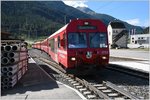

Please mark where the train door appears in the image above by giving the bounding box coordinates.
[54,38,58,63]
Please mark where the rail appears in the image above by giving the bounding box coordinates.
[32,55,139,99]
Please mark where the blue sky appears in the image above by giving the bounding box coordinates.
[63,0,149,27]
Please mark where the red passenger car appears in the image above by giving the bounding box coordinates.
[33,19,109,74]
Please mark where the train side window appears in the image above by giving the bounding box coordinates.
[49,38,54,52]
[58,36,60,48]
[62,33,66,49]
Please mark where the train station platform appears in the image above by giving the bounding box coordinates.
[110,49,149,73]
[109,61,149,73]
[1,58,85,100]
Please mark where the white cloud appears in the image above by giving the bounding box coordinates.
[125,18,149,27]
[62,0,88,8]
[125,18,140,26]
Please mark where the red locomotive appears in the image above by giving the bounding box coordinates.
[32,19,109,75]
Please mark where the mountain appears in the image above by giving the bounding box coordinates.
[143,27,149,34]
[1,1,93,39]
[76,7,143,33]
[76,7,96,15]
[1,1,144,40]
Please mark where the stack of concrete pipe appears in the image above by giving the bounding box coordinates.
[1,43,28,90]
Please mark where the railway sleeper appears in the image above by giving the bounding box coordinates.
[87,94,97,99]
[102,89,112,93]
[71,81,77,84]
[62,75,69,78]
[76,85,83,89]
[97,86,107,90]
[83,91,92,95]
[65,77,72,80]
[73,83,80,86]
[107,93,119,97]
[68,79,74,82]
[93,84,103,87]
[79,88,87,92]
[114,97,125,100]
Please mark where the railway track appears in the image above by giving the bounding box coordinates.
[32,55,139,99]
[107,64,149,79]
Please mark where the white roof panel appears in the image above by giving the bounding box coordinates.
[48,24,68,39]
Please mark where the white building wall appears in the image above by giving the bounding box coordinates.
[107,25,112,48]
[128,34,150,48]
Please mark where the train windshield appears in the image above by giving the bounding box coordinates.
[68,33,87,48]
[89,33,107,48]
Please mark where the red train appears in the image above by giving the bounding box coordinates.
[32,19,109,75]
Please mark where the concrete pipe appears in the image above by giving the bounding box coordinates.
[9,74,17,81]
[1,82,4,87]
[22,67,26,75]
[2,72,7,76]
[20,56,27,61]
[10,57,19,64]
[18,70,22,80]
[7,68,18,77]
[2,85,8,90]
[18,62,23,69]
[2,57,10,65]
[9,77,17,84]
[1,46,4,51]
[2,52,8,57]
[8,64,18,71]
[21,46,27,51]
[20,53,27,57]
[8,52,19,58]
[22,62,27,67]
[3,78,9,83]
[2,67,8,73]
[4,45,12,52]
[22,60,27,66]
[12,45,19,51]
[7,79,17,87]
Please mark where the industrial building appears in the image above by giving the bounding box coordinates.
[128,34,150,48]
[107,21,128,48]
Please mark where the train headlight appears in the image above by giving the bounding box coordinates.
[71,57,76,61]
[102,56,107,60]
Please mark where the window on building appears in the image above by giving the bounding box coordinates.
[116,30,118,33]
[141,37,143,39]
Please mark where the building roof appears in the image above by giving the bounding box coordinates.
[109,21,126,28]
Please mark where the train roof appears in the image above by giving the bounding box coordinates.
[48,24,68,39]
[109,21,126,28]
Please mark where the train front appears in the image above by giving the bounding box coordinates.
[66,19,109,74]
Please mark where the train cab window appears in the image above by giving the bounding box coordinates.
[89,33,107,48]
[68,33,87,48]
